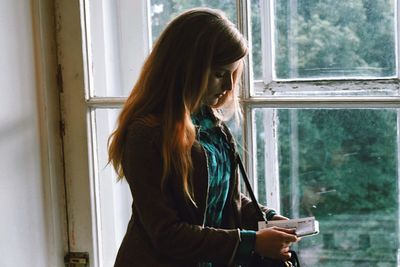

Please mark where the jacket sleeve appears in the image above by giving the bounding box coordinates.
[240,193,277,228]
[122,124,240,264]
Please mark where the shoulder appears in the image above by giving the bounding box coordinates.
[126,119,162,141]
[122,120,163,173]
[124,120,163,157]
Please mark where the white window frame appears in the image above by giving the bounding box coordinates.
[239,0,400,214]
[56,0,400,266]
[55,0,151,266]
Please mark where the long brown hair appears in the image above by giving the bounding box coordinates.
[108,8,248,201]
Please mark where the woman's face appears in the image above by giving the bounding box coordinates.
[203,60,240,106]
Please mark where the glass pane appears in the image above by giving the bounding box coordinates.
[274,0,396,79]
[251,0,263,80]
[150,0,237,44]
[85,1,150,97]
[254,108,399,266]
[92,108,132,266]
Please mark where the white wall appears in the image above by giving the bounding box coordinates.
[0,1,64,266]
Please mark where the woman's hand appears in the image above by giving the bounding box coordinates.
[254,227,299,261]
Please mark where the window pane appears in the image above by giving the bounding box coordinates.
[274,0,396,79]
[255,108,399,266]
[92,108,131,266]
[150,0,237,43]
[85,1,150,97]
[251,0,263,80]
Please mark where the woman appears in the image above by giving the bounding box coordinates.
[108,7,299,267]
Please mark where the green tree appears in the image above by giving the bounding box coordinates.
[278,109,397,217]
[150,0,237,44]
[275,0,395,78]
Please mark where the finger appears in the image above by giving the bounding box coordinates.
[270,227,300,243]
[281,251,292,261]
[286,235,299,243]
[280,232,300,243]
[281,247,290,253]
[273,227,297,235]
[282,241,292,247]
[287,234,300,243]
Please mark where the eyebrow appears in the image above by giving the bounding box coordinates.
[214,69,228,74]
[213,67,236,73]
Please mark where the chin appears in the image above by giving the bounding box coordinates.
[205,98,218,106]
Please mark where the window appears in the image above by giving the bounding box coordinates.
[61,0,400,266]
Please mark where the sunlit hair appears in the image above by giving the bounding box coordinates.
[108,7,248,202]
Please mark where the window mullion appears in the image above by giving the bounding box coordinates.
[263,109,281,211]
[241,103,257,193]
[259,0,281,210]
[237,0,256,192]
[396,0,400,238]
[396,0,400,78]
[397,110,400,266]
[260,0,274,84]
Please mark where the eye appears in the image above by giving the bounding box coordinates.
[214,71,225,78]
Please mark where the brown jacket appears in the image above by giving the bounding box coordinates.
[114,121,271,267]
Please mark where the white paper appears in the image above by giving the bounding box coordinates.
[258,216,319,237]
